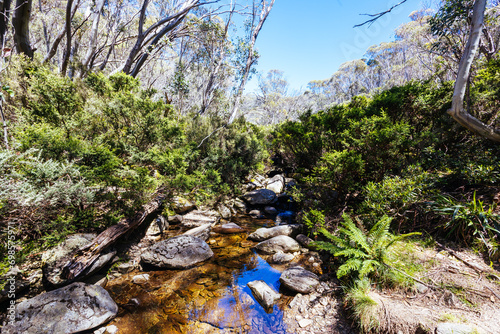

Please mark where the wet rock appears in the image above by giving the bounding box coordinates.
[42,233,115,287]
[272,251,295,264]
[249,209,264,218]
[181,210,218,228]
[132,274,150,285]
[84,274,108,288]
[266,175,285,194]
[254,235,301,254]
[218,204,232,219]
[242,189,277,205]
[116,262,135,274]
[171,196,196,214]
[141,235,214,269]
[264,206,278,215]
[146,215,168,236]
[296,234,314,248]
[182,223,213,241]
[248,224,302,242]
[436,323,477,334]
[213,223,244,234]
[279,266,320,294]
[232,198,247,213]
[168,215,183,224]
[1,282,118,334]
[247,280,281,309]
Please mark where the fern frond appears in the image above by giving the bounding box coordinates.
[334,248,369,259]
[313,241,341,255]
[368,215,391,244]
[337,258,362,278]
[340,214,371,254]
[318,227,349,249]
[358,259,379,278]
[385,232,421,248]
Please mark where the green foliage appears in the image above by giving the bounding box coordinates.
[361,166,436,218]
[345,279,379,333]
[432,192,500,258]
[301,209,325,237]
[314,214,420,283]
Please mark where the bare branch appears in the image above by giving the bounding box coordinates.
[354,0,408,28]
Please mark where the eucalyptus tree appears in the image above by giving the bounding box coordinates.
[12,0,33,58]
[228,0,275,124]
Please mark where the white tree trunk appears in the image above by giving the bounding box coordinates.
[447,0,500,142]
[228,0,275,125]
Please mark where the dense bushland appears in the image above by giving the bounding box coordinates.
[0,58,268,268]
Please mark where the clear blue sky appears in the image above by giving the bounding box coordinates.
[244,0,424,93]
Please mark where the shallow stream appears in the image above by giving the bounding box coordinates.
[104,216,315,334]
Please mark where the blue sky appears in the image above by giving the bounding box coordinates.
[244,0,425,92]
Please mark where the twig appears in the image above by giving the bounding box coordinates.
[197,125,225,148]
[384,263,440,290]
[486,286,500,300]
[354,0,408,28]
[435,241,488,274]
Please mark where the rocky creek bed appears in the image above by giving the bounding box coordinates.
[2,173,500,334]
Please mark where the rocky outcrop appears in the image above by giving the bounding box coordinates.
[247,280,281,309]
[254,235,301,254]
[248,224,302,242]
[279,266,320,294]
[242,189,277,205]
[141,235,214,269]
[1,282,118,334]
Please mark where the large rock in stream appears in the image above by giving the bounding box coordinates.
[1,282,118,334]
[248,224,302,242]
[242,189,277,205]
[254,235,300,254]
[279,266,320,294]
[141,235,214,269]
[247,280,281,309]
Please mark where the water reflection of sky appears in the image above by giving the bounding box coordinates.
[190,250,290,333]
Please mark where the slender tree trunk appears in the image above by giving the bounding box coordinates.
[0,101,8,149]
[43,0,79,64]
[61,0,73,76]
[228,0,275,124]
[12,0,33,59]
[447,0,500,142]
[0,0,12,48]
[80,0,106,75]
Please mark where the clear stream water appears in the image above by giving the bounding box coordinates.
[104,216,314,334]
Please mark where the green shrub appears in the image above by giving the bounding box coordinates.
[301,209,325,237]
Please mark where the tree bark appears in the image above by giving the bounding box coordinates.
[122,0,200,76]
[60,0,73,76]
[62,193,166,280]
[80,0,106,74]
[228,0,275,124]
[43,0,79,64]
[447,0,500,142]
[0,0,12,49]
[12,0,33,59]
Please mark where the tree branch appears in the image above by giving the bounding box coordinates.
[354,0,408,28]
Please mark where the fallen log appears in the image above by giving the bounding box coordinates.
[62,193,166,280]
